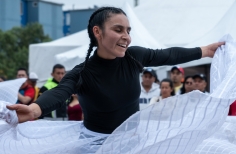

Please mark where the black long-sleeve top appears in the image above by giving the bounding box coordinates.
[36,46,202,134]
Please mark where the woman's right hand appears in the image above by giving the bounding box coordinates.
[6,103,42,123]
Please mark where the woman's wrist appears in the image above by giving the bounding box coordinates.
[200,46,209,58]
[29,103,42,119]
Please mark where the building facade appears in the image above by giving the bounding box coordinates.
[0,0,63,40]
[0,0,21,31]
[63,7,98,36]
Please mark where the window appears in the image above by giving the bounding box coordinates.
[66,13,70,26]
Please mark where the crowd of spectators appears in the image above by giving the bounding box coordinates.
[0,64,234,120]
[139,66,235,115]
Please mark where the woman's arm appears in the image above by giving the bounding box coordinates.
[7,64,83,122]
[35,64,83,116]
[128,42,224,67]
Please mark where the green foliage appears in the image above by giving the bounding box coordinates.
[0,23,51,79]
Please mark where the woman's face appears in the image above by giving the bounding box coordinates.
[184,77,194,93]
[94,13,131,59]
[160,82,173,99]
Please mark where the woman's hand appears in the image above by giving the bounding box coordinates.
[201,42,225,58]
[6,103,42,123]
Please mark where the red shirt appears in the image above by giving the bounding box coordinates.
[19,84,35,105]
[67,104,82,121]
[228,100,236,116]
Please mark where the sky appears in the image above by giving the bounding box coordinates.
[44,0,141,10]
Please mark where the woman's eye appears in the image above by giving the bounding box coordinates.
[115,29,121,32]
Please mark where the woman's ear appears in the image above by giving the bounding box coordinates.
[93,26,102,40]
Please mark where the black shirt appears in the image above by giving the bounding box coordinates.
[36,46,202,134]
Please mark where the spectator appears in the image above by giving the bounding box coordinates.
[67,94,83,121]
[29,72,40,102]
[0,76,6,82]
[17,74,35,105]
[16,68,35,105]
[193,74,208,93]
[38,64,66,119]
[180,76,195,94]
[150,78,175,104]
[16,68,28,78]
[170,66,184,95]
[139,68,160,109]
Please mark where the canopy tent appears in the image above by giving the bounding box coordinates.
[134,0,236,47]
[54,3,165,72]
[185,1,236,47]
[54,45,90,71]
[166,0,236,73]
[176,1,236,68]
[134,0,236,78]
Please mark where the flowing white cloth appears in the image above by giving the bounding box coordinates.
[1,35,236,154]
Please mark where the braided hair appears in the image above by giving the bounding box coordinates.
[77,7,143,89]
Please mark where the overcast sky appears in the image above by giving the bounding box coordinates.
[44,0,142,10]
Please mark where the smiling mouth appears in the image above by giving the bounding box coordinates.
[117,44,127,48]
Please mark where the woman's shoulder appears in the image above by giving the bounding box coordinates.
[127,46,152,59]
[73,63,84,69]
[127,46,147,53]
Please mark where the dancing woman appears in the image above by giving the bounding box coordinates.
[6,6,224,151]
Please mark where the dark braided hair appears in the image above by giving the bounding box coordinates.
[77,7,143,89]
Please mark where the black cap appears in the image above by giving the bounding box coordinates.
[193,74,207,82]
[143,68,156,77]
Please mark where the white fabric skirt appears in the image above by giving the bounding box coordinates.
[1,35,236,154]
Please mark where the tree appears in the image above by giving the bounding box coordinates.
[0,23,51,79]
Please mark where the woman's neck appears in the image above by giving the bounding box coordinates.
[97,48,116,59]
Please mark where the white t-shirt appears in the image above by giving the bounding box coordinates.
[139,83,160,110]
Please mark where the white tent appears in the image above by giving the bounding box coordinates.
[177,1,236,68]
[135,0,236,47]
[173,0,236,74]
[54,45,90,71]
[54,3,165,72]
[185,1,236,47]
[134,0,236,79]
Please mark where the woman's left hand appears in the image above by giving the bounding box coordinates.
[200,42,225,58]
